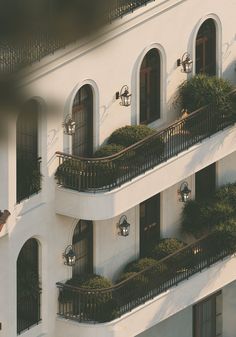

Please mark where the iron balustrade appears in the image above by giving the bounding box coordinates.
[0,0,154,74]
[55,100,236,192]
[109,0,155,20]
[56,230,236,323]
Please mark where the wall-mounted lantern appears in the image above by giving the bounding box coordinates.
[116,85,132,107]
[63,245,76,266]
[118,215,131,237]
[62,114,76,135]
[177,52,193,73]
[178,181,191,202]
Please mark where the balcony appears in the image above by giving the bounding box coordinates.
[55,96,236,220]
[56,230,236,324]
[56,101,236,194]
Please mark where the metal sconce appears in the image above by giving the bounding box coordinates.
[177,52,193,73]
[62,114,76,135]
[118,215,131,237]
[63,245,76,266]
[116,85,132,107]
[178,181,191,202]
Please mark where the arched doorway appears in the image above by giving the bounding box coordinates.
[72,220,93,277]
[195,19,216,76]
[72,85,93,157]
[140,48,161,124]
[17,238,41,334]
[16,100,40,203]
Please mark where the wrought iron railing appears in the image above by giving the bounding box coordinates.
[57,230,236,323]
[17,291,41,334]
[109,0,155,20]
[55,101,236,192]
[0,0,154,74]
[17,157,42,203]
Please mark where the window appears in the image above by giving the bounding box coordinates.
[72,85,93,157]
[72,220,93,277]
[195,163,216,201]
[140,49,161,124]
[17,239,41,334]
[193,292,222,337]
[196,19,216,76]
[140,193,160,257]
[16,100,41,203]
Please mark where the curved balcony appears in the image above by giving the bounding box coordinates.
[56,230,236,324]
[56,99,236,193]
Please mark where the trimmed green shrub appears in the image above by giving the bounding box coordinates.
[215,218,236,234]
[107,125,156,147]
[150,238,186,260]
[66,274,112,289]
[182,183,236,237]
[116,261,166,304]
[182,200,203,236]
[177,75,234,113]
[93,144,125,158]
[55,158,116,190]
[124,257,159,273]
[214,183,236,205]
[116,271,138,283]
[107,125,165,163]
[59,274,117,322]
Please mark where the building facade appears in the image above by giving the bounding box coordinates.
[1,0,236,337]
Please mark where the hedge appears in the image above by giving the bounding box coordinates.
[177,75,234,114]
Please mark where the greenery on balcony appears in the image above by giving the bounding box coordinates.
[57,183,236,323]
[57,228,236,323]
[55,125,164,190]
[55,84,236,192]
[177,75,234,114]
[182,183,236,237]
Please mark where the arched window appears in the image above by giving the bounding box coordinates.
[16,100,41,203]
[72,220,93,277]
[196,19,216,76]
[140,48,161,124]
[17,239,41,334]
[72,85,93,157]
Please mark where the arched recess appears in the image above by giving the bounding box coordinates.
[72,220,93,278]
[72,84,94,157]
[17,238,41,334]
[195,18,217,76]
[139,48,161,125]
[16,99,41,203]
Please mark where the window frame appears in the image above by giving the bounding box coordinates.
[193,291,222,337]
[139,48,161,125]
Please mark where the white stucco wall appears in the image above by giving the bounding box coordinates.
[218,151,236,186]
[1,0,236,337]
[136,307,192,337]
[94,207,139,281]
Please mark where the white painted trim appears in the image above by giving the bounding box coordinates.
[64,80,100,153]
[132,43,167,126]
[190,14,222,77]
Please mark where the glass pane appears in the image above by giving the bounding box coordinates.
[140,48,160,124]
